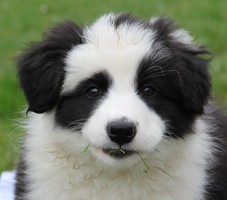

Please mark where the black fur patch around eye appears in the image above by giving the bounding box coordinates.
[150,17,211,115]
[135,17,211,138]
[136,57,195,138]
[55,71,112,131]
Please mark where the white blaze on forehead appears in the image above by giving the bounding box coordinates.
[84,13,152,48]
[62,13,155,94]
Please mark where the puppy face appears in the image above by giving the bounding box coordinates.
[17,14,210,167]
[57,25,165,166]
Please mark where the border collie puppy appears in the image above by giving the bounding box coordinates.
[15,13,227,200]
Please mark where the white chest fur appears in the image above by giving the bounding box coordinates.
[22,114,214,200]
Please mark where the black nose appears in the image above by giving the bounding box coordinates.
[107,121,136,146]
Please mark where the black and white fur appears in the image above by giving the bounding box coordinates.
[15,13,227,200]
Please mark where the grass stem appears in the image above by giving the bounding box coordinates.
[137,153,150,171]
[83,144,91,153]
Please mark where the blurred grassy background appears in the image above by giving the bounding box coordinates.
[0,0,226,172]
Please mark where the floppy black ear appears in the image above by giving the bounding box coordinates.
[17,21,83,113]
[151,17,211,114]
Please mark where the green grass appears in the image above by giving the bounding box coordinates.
[0,0,227,172]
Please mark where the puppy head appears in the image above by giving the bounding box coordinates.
[17,13,211,167]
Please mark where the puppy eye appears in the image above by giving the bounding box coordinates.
[142,85,156,96]
[85,86,100,97]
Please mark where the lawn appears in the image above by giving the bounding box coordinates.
[0,0,227,173]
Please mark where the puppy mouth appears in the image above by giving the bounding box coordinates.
[102,148,136,159]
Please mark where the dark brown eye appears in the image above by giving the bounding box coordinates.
[86,86,100,97]
[143,86,156,96]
